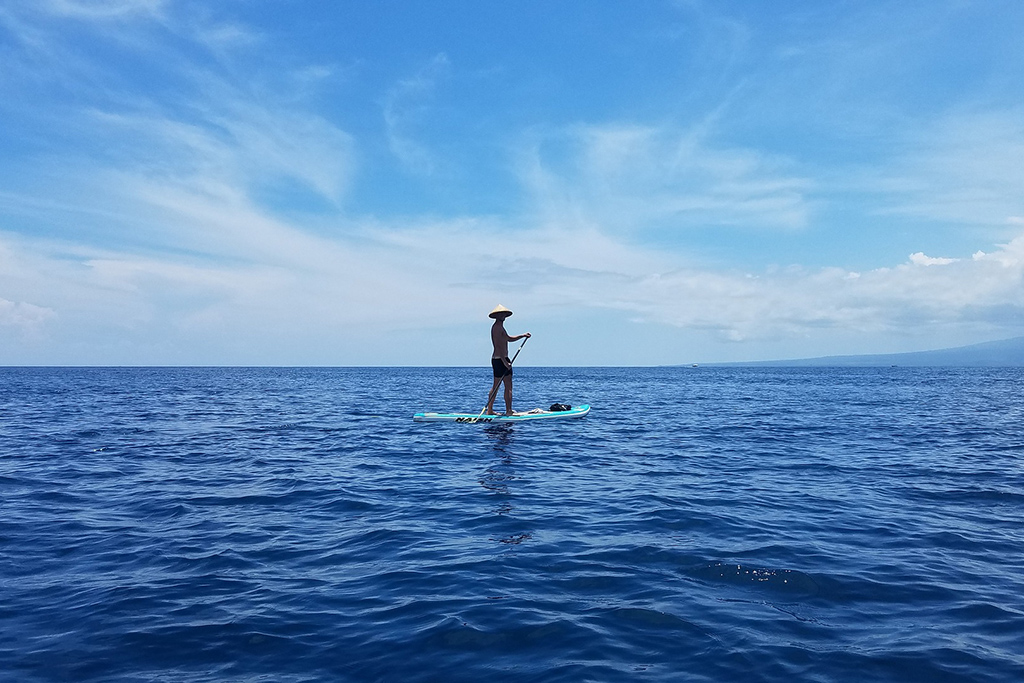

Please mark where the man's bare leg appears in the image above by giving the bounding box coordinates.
[485,376,502,414]
[503,375,514,415]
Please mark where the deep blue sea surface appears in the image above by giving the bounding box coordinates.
[2,366,1023,682]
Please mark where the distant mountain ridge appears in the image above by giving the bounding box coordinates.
[718,336,1024,367]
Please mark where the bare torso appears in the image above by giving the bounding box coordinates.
[491,320,510,359]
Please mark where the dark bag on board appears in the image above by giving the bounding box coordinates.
[549,403,572,412]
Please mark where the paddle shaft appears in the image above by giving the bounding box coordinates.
[481,336,528,415]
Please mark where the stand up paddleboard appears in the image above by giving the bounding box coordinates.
[414,404,590,423]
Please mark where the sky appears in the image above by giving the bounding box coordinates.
[1,0,1023,366]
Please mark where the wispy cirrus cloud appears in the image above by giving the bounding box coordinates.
[90,98,356,207]
[1,0,355,249]
[518,123,812,236]
[38,0,167,20]
[382,53,451,175]
[870,108,1024,229]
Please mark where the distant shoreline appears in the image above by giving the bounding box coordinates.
[695,335,1024,367]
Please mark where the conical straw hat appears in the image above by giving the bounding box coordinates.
[488,304,513,319]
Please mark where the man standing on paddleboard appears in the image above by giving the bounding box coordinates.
[485,305,530,415]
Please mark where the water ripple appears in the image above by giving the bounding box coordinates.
[1,366,1023,682]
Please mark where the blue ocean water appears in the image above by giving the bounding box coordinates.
[1,366,1022,683]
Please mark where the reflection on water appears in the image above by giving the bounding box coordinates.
[479,427,515,499]
[479,425,529,543]
[483,423,515,454]
[495,532,532,545]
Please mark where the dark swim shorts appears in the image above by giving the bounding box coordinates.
[491,357,512,378]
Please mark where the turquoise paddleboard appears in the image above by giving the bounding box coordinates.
[413,404,590,423]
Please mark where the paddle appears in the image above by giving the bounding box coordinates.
[478,336,529,419]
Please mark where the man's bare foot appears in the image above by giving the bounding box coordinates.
[485,410,497,415]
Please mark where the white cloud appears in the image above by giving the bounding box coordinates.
[40,0,166,20]
[361,221,1024,345]
[620,234,1024,340]
[84,92,355,207]
[382,53,451,175]
[519,123,812,234]
[5,204,1024,362]
[0,297,55,332]
[872,109,1024,228]
[908,252,956,266]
